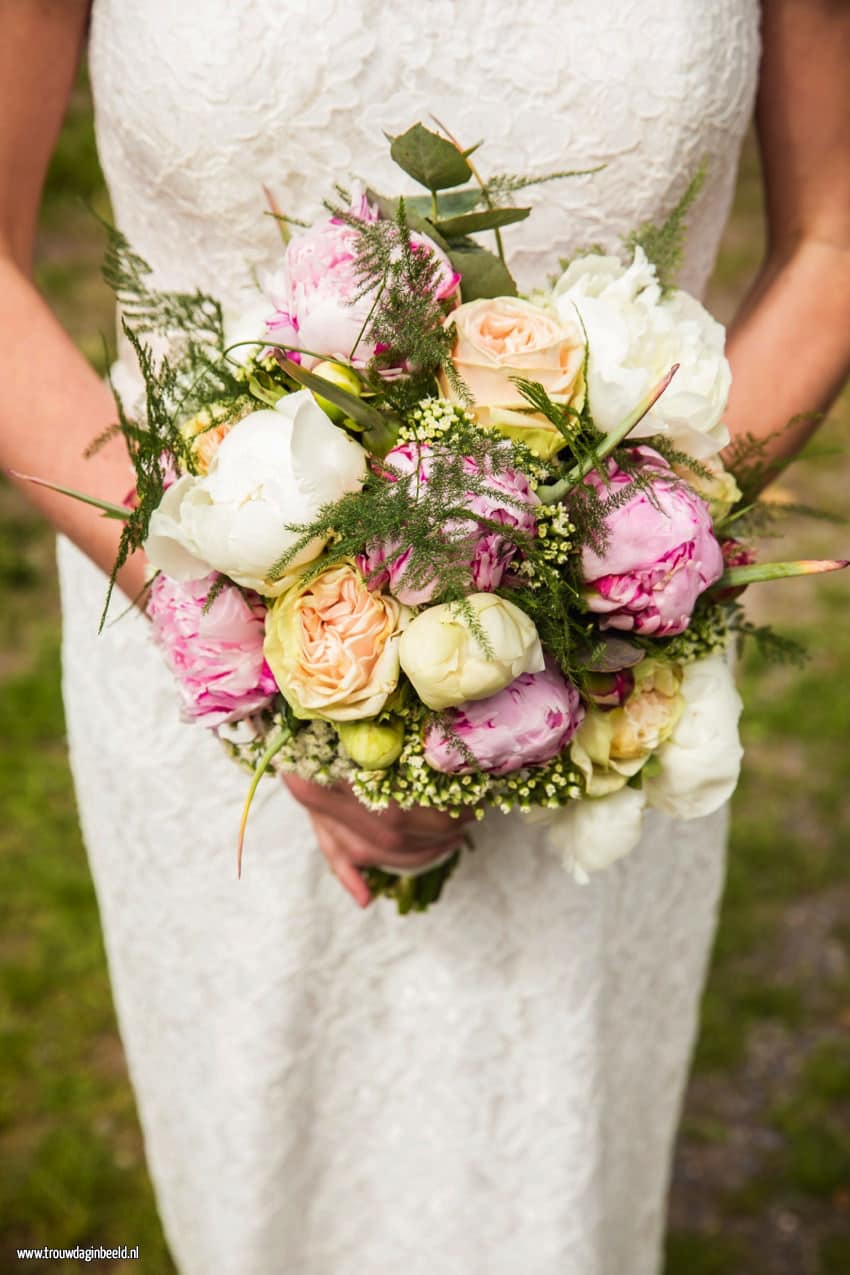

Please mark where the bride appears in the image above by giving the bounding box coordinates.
[3,2,850,1272]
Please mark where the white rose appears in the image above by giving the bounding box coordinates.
[144,390,367,595]
[531,786,648,884]
[552,247,731,458]
[399,594,544,711]
[643,652,743,818]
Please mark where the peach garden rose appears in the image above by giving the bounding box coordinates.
[263,562,410,722]
[436,297,586,459]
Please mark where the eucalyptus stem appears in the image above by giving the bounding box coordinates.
[430,114,505,263]
[537,364,679,506]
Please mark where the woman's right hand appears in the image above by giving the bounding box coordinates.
[283,775,473,908]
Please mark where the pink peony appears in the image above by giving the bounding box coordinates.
[423,659,584,776]
[148,573,277,727]
[357,442,539,604]
[263,191,459,371]
[580,447,724,636]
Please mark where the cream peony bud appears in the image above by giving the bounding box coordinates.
[398,593,544,711]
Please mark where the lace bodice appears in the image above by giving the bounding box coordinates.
[59,5,763,1273]
[90,0,759,311]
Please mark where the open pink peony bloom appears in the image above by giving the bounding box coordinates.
[264,191,459,372]
[148,573,277,728]
[423,659,584,776]
[357,441,538,604]
[580,447,723,636]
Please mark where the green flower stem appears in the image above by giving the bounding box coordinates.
[8,471,132,520]
[537,363,680,506]
[716,559,850,589]
[236,725,291,878]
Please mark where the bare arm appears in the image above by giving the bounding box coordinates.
[0,0,147,598]
[0,2,465,905]
[723,0,850,471]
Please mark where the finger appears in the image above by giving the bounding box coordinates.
[312,816,372,909]
[316,812,465,873]
[346,834,467,872]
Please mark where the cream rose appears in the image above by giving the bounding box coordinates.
[399,593,544,711]
[264,563,409,722]
[571,661,684,796]
[436,297,585,459]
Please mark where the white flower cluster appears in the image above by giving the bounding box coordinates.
[397,397,477,444]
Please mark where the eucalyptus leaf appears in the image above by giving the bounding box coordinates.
[388,123,472,191]
[363,190,451,253]
[447,245,518,301]
[417,189,482,218]
[435,206,530,237]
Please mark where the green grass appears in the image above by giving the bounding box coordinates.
[2,66,850,1275]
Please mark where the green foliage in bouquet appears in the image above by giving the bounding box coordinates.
[91,224,249,622]
[624,162,706,291]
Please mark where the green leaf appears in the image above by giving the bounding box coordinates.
[434,206,530,237]
[388,123,472,191]
[364,189,451,253]
[715,559,850,590]
[9,471,132,520]
[274,356,392,432]
[447,244,518,301]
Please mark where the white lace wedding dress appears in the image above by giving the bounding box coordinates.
[57,3,760,1272]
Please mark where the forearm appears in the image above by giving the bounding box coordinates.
[723,241,850,477]
[0,254,146,599]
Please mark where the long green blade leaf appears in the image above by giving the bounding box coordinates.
[9,470,132,520]
[716,559,849,589]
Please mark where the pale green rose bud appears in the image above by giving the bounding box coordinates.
[336,717,405,770]
[312,360,363,424]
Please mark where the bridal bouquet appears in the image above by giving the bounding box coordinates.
[30,124,846,910]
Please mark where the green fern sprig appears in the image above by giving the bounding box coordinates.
[623,161,707,291]
[324,193,460,408]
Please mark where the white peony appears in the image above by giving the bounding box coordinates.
[552,247,731,458]
[532,786,648,885]
[643,652,744,818]
[144,390,367,595]
[222,299,276,366]
[398,594,544,711]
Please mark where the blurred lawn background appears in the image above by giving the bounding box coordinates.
[1,68,849,1275]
